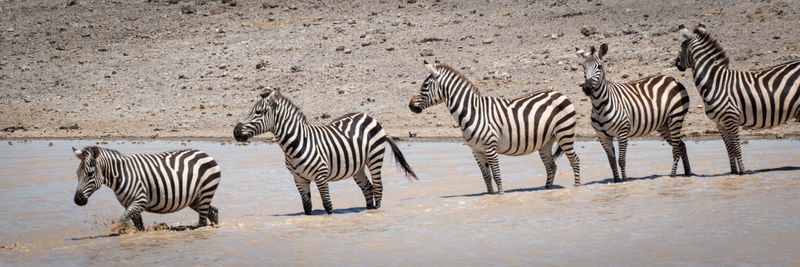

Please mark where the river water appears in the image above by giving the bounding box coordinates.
[1,139,799,265]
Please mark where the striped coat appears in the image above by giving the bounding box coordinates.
[409,62,580,193]
[578,43,692,181]
[72,146,221,231]
[676,24,800,174]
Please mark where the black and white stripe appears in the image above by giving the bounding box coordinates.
[408,61,580,193]
[577,43,692,182]
[675,24,800,174]
[233,88,418,215]
[71,146,221,231]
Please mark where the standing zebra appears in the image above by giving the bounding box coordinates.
[233,88,418,215]
[408,61,580,193]
[675,24,800,174]
[577,43,692,182]
[71,146,221,231]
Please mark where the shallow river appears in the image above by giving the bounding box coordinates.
[1,139,799,265]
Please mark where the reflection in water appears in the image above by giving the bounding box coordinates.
[1,139,799,265]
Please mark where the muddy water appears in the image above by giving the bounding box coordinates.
[1,139,799,265]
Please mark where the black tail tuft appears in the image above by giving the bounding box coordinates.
[552,143,564,159]
[386,137,419,180]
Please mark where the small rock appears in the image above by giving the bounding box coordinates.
[385,47,395,51]
[181,5,196,15]
[167,0,179,4]
[48,142,53,147]
[482,39,493,44]
[581,25,598,37]
[290,66,301,73]
[218,63,227,69]
[420,48,434,56]
[255,60,267,70]
[407,0,417,3]
[343,49,352,54]
[66,0,77,7]
[408,131,417,138]
[321,113,331,119]
[261,2,278,9]
[361,42,371,47]
[550,33,559,39]
[335,46,345,51]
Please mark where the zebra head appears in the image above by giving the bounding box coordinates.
[72,147,102,206]
[675,24,704,72]
[233,88,279,142]
[576,43,608,96]
[409,60,443,114]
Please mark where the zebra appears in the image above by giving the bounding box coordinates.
[408,61,580,194]
[232,88,418,215]
[675,24,800,174]
[577,43,693,182]
[71,146,221,231]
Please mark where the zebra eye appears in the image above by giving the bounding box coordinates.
[254,110,263,116]
[87,170,94,177]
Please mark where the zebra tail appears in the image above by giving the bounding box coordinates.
[552,144,564,159]
[386,137,419,181]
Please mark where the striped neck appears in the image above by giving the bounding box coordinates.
[589,80,612,110]
[438,70,481,128]
[272,97,309,155]
[689,35,730,89]
[92,147,126,189]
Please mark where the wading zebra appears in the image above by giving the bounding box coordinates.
[233,88,418,215]
[676,24,800,174]
[408,61,580,193]
[71,146,221,231]
[577,43,692,182]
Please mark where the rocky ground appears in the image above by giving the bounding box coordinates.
[1,0,799,141]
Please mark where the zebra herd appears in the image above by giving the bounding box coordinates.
[70,24,800,231]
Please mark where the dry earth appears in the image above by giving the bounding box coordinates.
[1,0,799,140]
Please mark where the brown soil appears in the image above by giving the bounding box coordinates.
[1,0,799,140]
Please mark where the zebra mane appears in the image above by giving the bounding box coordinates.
[434,63,481,96]
[694,28,730,67]
[275,94,308,123]
[82,146,125,158]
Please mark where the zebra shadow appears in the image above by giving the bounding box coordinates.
[70,224,203,240]
[272,206,367,216]
[693,165,800,178]
[440,185,566,198]
[582,174,664,186]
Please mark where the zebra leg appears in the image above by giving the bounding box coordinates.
[598,136,621,182]
[485,146,503,194]
[471,149,494,194]
[367,160,384,209]
[131,214,144,231]
[538,143,557,189]
[554,133,581,186]
[353,169,375,210]
[294,176,313,215]
[658,128,681,177]
[678,140,693,176]
[190,205,210,227]
[724,123,746,175]
[315,178,334,215]
[618,136,629,182]
[717,124,742,174]
[208,206,219,226]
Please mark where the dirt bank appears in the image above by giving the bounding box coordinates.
[2,0,799,140]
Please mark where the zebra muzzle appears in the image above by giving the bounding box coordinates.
[233,123,250,142]
[408,96,423,114]
[74,191,87,206]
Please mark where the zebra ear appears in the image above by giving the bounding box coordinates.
[265,87,279,103]
[424,61,439,78]
[599,43,608,59]
[695,24,707,35]
[575,48,589,59]
[679,25,691,39]
[72,147,84,160]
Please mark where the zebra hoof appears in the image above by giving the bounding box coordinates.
[304,211,312,215]
[366,204,376,210]
[544,185,552,190]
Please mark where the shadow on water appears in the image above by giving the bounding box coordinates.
[69,224,207,241]
[693,165,800,178]
[272,206,367,216]
[440,185,565,198]
[583,174,664,186]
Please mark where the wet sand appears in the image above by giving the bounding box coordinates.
[1,139,799,265]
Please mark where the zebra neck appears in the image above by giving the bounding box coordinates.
[590,82,613,111]
[95,153,126,190]
[443,81,481,127]
[273,108,309,155]
[691,41,729,90]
